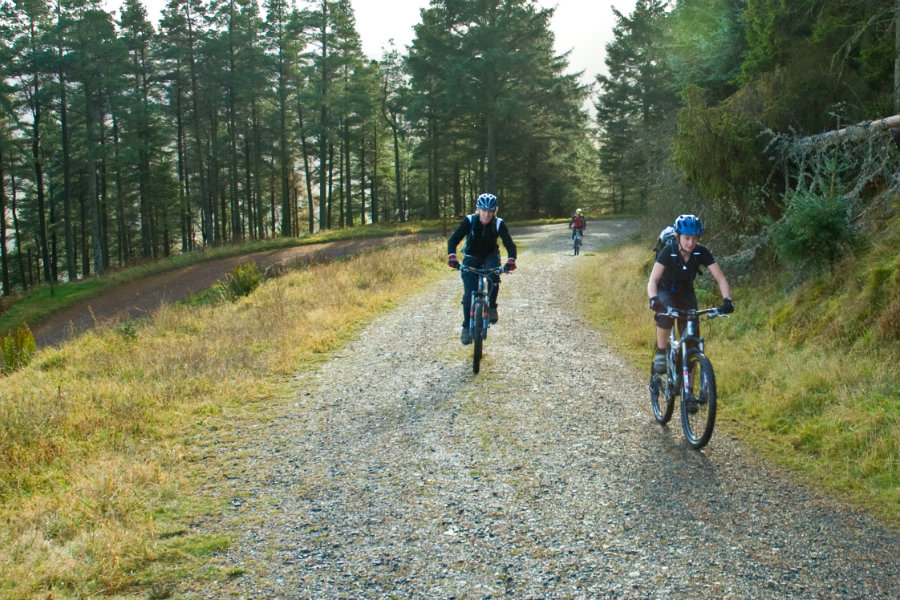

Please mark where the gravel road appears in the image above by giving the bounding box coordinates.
[182,220,899,599]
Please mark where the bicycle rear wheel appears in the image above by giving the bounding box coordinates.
[650,370,675,424]
[472,297,484,373]
[681,354,717,449]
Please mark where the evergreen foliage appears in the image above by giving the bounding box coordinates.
[0,323,36,374]
[216,259,262,300]
[0,0,897,294]
[768,188,859,270]
[595,0,896,260]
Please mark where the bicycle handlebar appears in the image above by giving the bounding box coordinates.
[458,265,509,276]
[660,306,728,320]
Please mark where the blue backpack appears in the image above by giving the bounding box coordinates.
[654,225,676,256]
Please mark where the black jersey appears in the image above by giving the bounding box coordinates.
[447,214,517,260]
[656,243,716,295]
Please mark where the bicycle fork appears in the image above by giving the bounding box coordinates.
[468,278,491,339]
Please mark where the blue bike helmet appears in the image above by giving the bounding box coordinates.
[674,214,703,236]
[476,193,498,210]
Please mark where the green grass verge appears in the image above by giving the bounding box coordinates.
[573,220,900,527]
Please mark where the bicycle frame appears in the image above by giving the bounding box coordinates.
[459,264,504,341]
[650,306,727,449]
[665,307,720,390]
[459,264,506,374]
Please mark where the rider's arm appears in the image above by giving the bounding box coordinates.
[707,262,731,300]
[647,262,665,298]
[498,221,517,259]
[447,217,470,255]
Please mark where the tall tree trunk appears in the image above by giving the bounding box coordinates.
[391,120,402,222]
[337,130,345,227]
[297,100,315,233]
[344,119,352,227]
[175,70,191,252]
[186,8,211,246]
[208,108,225,244]
[11,177,27,289]
[252,101,265,239]
[327,143,334,228]
[84,85,104,276]
[0,143,9,295]
[318,0,329,231]
[97,99,110,271]
[485,116,497,194]
[279,57,292,237]
[30,73,53,283]
[112,113,129,266]
[243,129,254,240]
[359,142,367,225]
[227,15,241,243]
[370,118,378,223]
[58,71,76,280]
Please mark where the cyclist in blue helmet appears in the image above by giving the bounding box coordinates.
[447,193,518,345]
[647,214,734,374]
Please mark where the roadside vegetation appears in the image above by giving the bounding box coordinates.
[0,220,448,339]
[576,215,900,527]
[0,239,446,599]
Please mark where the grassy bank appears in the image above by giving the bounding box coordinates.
[0,240,446,598]
[0,220,450,338]
[574,221,900,527]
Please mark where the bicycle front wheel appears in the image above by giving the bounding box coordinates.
[650,369,675,424]
[681,353,717,449]
[472,298,484,374]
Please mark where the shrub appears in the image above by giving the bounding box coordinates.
[1,324,36,374]
[768,188,858,271]
[217,261,263,302]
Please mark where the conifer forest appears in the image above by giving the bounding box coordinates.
[0,0,897,293]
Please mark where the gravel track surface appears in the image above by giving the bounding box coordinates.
[182,221,899,599]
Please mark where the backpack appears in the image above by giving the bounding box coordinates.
[467,213,503,232]
[654,225,676,256]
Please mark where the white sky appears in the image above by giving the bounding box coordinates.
[107,0,636,88]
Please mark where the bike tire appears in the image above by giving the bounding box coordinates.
[472,298,484,374]
[573,237,581,256]
[649,370,675,424]
[681,354,717,449]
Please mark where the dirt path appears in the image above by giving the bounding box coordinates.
[174,220,899,599]
[31,234,434,348]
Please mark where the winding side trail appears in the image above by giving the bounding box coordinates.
[182,221,899,599]
[31,235,433,348]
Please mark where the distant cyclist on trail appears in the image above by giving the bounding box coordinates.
[569,208,586,239]
[646,214,734,374]
[447,193,518,345]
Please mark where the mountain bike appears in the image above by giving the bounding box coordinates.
[573,230,583,255]
[459,264,507,374]
[648,306,727,449]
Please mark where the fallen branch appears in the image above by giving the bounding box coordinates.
[801,114,900,144]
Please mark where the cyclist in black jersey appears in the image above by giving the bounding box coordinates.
[447,193,517,345]
[647,214,734,373]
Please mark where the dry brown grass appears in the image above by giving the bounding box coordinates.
[0,241,445,598]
